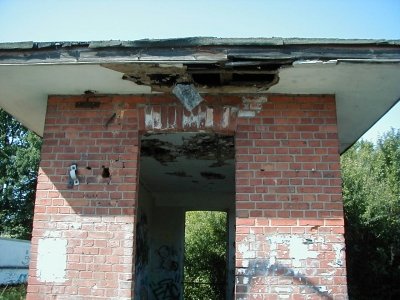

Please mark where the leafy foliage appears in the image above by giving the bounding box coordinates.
[342,129,400,299]
[0,284,26,300]
[184,211,227,300]
[0,109,41,239]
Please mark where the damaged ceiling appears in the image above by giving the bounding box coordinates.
[103,60,283,93]
[140,132,235,194]
[0,37,400,152]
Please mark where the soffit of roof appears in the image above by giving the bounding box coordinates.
[0,37,399,154]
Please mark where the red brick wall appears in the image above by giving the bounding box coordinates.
[27,96,140,299]
[27,94,347,299]
[235,95,347,299]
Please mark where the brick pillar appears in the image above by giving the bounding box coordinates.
[27,96,139,299]
[235,95,348,299]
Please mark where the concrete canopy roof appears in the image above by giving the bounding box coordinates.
[0,37,399,153]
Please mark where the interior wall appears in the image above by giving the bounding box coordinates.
[135,188,235,300]
[149,207,185,300]
[134,183,153,299]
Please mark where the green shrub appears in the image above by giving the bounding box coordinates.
[184,211,227,300]
[0,285,26,300]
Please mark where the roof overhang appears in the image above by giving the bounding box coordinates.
[1,37,399,153]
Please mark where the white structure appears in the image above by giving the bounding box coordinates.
[0,238,30,285]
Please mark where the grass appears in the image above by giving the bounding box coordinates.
[0,285,26,300]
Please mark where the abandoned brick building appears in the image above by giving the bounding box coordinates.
[1,38,400,299]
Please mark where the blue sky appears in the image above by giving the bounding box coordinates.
[0,0,399,142]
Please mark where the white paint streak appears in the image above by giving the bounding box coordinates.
[183,112,197,128]
[330,244,344,267]
[275,287,292,293]
[145,109,153,128]
[238,110,256,117]
[37,237,67,282]
[152,111,162,129]
[168,108,176,128]
[205,107,213,127]
[222,107,230,128]
[198,107,206,127]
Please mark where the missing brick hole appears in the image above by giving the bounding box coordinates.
[102,166,111,178]
[86,166,92,170]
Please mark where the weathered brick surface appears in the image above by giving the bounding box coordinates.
[28,94,347,299]
[28,96,139,300]
[235,95,347,299]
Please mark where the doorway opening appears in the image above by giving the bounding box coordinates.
[134,132,235,300]
[184,210,228,300]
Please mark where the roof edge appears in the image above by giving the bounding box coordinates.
[1,37,400,50]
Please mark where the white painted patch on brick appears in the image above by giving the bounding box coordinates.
[236,268,246,275]
[329,244,344,267]
[43,230,61,238]
[152,111,162,129]
[317,285,329,293]
[222,107,230,128]
[183,112,201,128]
[69,222,81,230]
[205,107,213,127]
[238,110,256,117]
[198,107,206,127]
[274,287,292,293]
[145,108,153,129]
[238,243,249,254]
[37,237,67,282]
[242,259,249,268]
[241,96,268,116]
[269,235,318,268]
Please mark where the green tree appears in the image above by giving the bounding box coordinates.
[0,109,42,239]
[342,129,400,299]
[184,211,227,300]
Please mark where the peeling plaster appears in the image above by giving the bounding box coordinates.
[237,233,342,298]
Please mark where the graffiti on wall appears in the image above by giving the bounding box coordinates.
[151,245,180,300]
[237,234,345,299]
[151,278,180,300]
[238,260,333,299]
